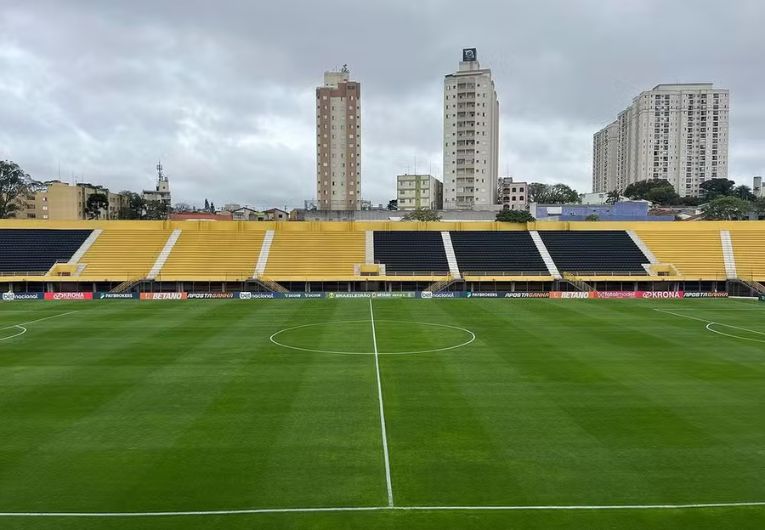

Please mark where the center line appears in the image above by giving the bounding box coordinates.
[369,299,394,507]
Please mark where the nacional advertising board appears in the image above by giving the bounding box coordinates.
[2,292,43,301]
[139,292,188,301]
[43,292,94,301]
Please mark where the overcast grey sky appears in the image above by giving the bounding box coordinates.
[1,0,763,208]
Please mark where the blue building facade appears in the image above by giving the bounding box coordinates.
[531,201,674,222]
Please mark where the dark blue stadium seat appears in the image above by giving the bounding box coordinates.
[0,229,92,274]
[450,231,548,274]
[538,231,648,274]
[373,231,449,274]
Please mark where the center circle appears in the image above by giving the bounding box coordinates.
[269,320,475,355]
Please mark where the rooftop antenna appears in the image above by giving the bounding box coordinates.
[157,160,165,181]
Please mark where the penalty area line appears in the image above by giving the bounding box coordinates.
[1,501,765,517]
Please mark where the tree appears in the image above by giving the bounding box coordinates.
[527,183,580,204]
[387,199,398,211]
[700,178,735,201]
[732,185,756,202]
[584,213,599,221]
[605,190,621,205]
[0,160,32,219]
[402,208,441,221]
[645,186,680,206]
[623,179,679,205]
[495,209,535,223]
[173,202,193,212]
[209,202,216,213]
[204,198,210,211]
[701,196,753,220]
[144,200,169,220]
[677,196,702,207]
[118,191,144,219]
[753,197,765,219]
[85,192,109,219]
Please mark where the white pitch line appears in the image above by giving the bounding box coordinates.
[0,311,77,330]
[654,308,765,343]
[0,325,27,342]
[369,299,394,507]
[1,501,765,517]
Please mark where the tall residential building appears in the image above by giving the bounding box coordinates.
[754,176,763,198]
[443,48,500,210]
[316,66,361,210]
[592,121,619,193]
[396,174,443,210]
[593,83,730,197]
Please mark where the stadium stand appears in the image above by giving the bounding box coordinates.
[264,231,365,280]
[538,230,648,275]
[79,229,173,281]
[0,229,91,274]
[730,230,765,281]
[159,230,265,281]
[450,231,547,275]
[636,229,726,278]
[373,231,449,274]
[1,221,765,290]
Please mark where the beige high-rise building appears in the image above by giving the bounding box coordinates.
[443,48,500,210]
[593,83,729,197]
[396,174,443,211]
[316,66,361,210]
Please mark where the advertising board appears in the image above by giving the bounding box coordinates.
[43,292,94,301]
[139,292,188,301]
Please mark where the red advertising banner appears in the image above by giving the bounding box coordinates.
[44,292,94,301]
[637,291,684,299]
[139,292,188,300]
[550,291,686,300]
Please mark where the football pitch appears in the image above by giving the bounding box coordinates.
[1,298,764,529]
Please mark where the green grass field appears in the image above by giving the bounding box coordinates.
[1,298,764,529]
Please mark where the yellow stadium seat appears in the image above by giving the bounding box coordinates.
[79,230,171,281]
[264,232,365,280]
[158,230,265,281]
[636,230,725,279]
[731,231,765,281]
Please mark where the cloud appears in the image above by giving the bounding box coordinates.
[0,0,763,209]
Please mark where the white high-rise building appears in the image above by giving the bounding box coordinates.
[316,66,361,210]
[593,83,729,197]
[443,48,500,209]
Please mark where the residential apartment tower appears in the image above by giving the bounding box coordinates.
[593,83,729,197]
[443,48,500,209]
[316,67,361,210]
